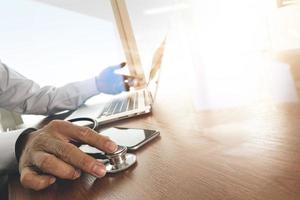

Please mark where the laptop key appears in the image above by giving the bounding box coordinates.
[120,98,129,112]
[113,100,123,114]
[107,100,121,115]
[128,94,134,110]
[101,99,118,116]
[99,93,138,117]
[100,102,113,117]
[134,92,139,109]
[142,90,148,105]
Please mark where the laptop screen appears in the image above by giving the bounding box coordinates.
[147,38,166,101]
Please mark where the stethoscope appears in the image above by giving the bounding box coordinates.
[68,118,137,173]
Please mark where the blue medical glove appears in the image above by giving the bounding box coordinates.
[95,63,128,94]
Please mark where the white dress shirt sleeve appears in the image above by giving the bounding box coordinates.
[0,129,24,173]
[0,60,99,115]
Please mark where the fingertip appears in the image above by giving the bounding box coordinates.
[73,169,81,179]
[20,167,56,191]
[49,177,56,185]
[111,62,125,70]
[91,161,107,178]
[32,176,55,191]
[120,62,126,67]
[105,140,118,153]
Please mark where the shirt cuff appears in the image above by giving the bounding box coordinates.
[0,129,25,174]
[15,128,37,162]
[79,78,100,99]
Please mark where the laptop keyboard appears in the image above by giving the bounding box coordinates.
[99,91,141,117]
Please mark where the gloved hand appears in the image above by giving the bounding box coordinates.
[95,62,140,94]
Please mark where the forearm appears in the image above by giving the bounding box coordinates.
[0,61,99,115]
[20,78,99,115]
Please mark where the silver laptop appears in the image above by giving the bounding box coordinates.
[66,39,166,125]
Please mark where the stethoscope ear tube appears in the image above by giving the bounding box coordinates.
[67,117,98,130]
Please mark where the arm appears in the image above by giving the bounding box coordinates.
[0,62,99,173]
[0,61,139,115]
[0,61,99,115]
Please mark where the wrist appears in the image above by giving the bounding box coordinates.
[15,128,37,162]
[95,76,101,92]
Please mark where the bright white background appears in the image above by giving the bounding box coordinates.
[0,0,124,86]
[1,0,299,112]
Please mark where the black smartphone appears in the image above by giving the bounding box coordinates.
[79,127,160,154]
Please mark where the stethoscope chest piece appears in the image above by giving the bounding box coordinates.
[67,118,137,173]
[105,145,137,173]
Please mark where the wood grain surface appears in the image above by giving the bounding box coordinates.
[9,99,300,200]
[9,50,300,200]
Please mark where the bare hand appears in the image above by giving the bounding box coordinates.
[18,120,117,191]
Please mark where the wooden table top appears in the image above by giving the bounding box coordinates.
[9,50,300,200]
[9,99,300,199]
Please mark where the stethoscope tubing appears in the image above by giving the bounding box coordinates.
[67,117,98,130]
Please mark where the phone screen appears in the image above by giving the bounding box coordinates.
[79,127,160,154]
